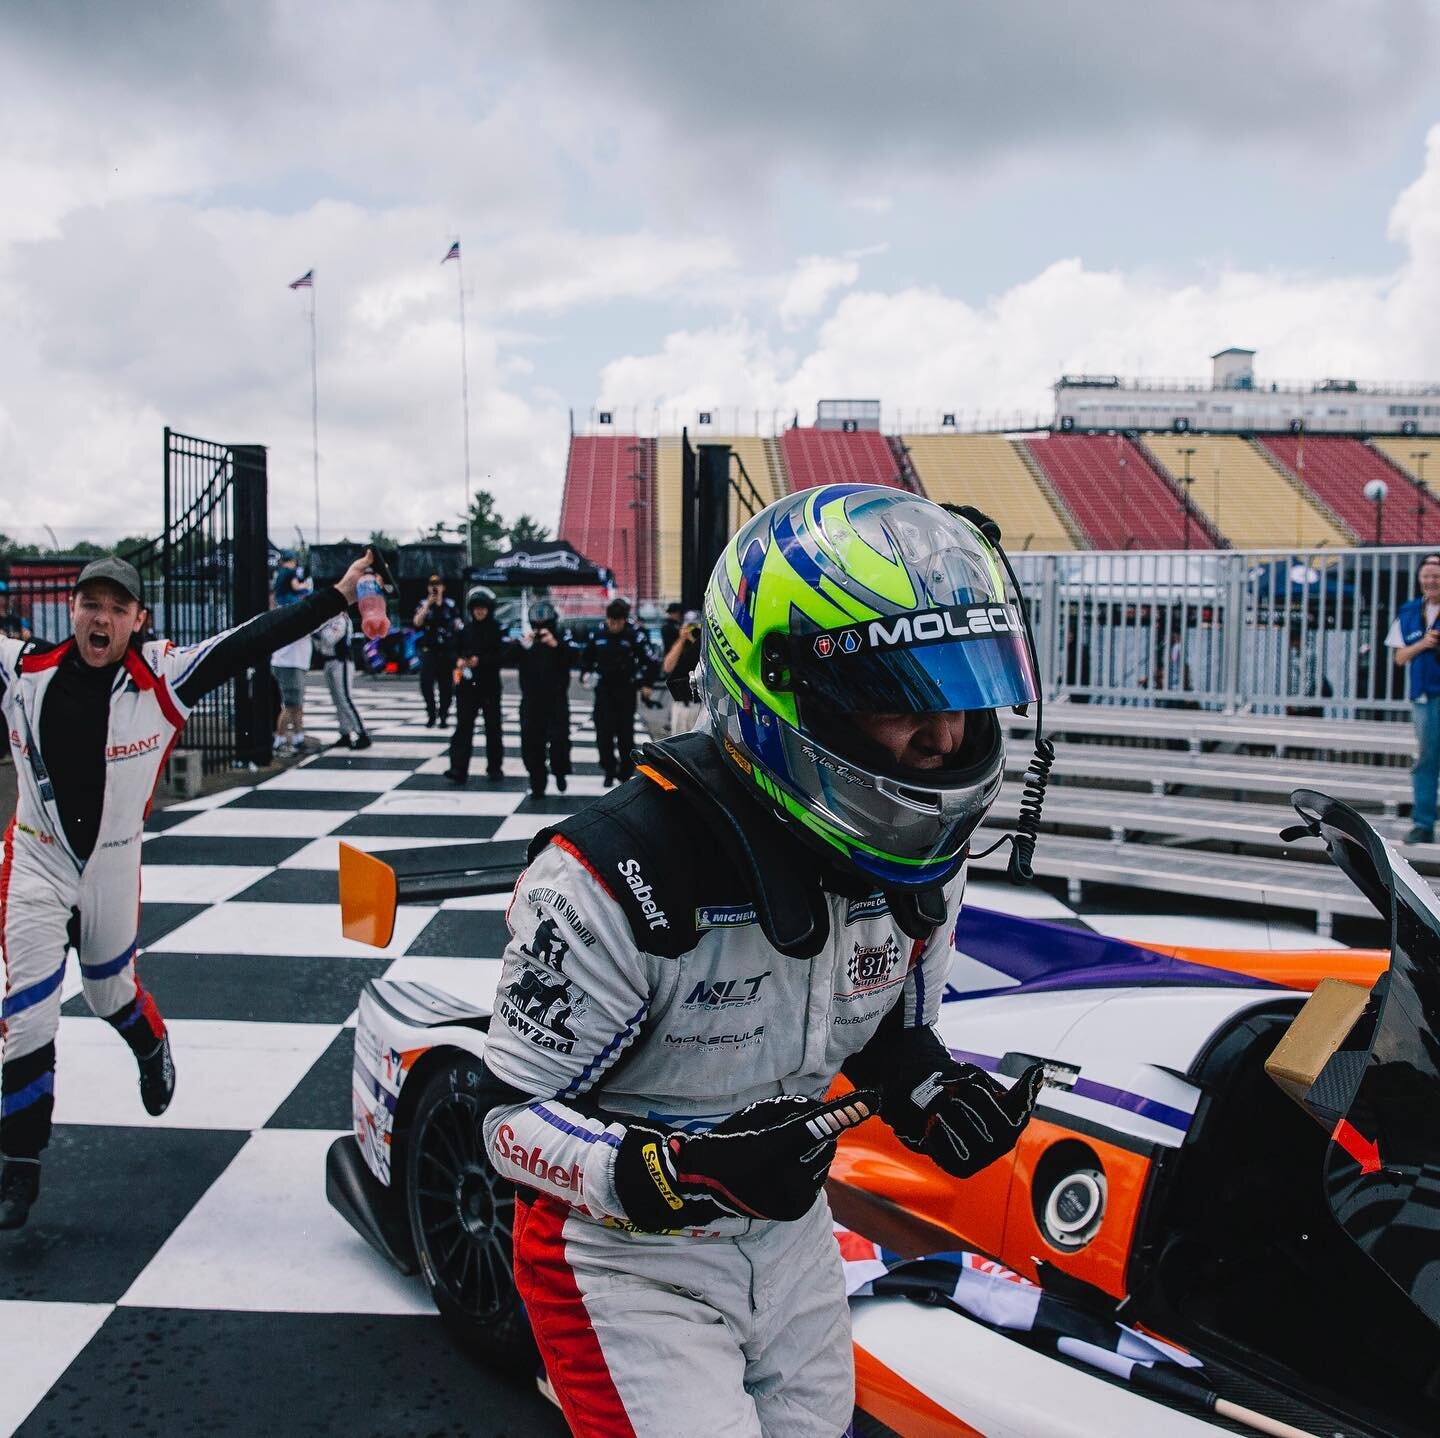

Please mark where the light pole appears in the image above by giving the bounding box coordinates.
[1178,446,1196,551]
[626,441,648,602]
[1412,451,1431,544]
[1364,477,1388,547]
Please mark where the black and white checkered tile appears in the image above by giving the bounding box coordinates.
[0,675,1346,1436]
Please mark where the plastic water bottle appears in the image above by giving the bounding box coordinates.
[357,574,389,640]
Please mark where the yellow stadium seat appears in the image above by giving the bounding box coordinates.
[1141,435,1349,550]
[903,435,1076,551]
[652,436,788,604]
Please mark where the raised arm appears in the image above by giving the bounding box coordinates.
[168,550,372,708]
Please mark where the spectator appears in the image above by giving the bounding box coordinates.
[271,626,313,758]
[1387,553,1440,843]
[580,598,657,786]
[413,574,460,727]
[272,550,311,608]
[270,551,315,756]
[659,601,683,656]
[507,599,575,799]
[314,608,370,750]
[445,585,506,785]
[663,608,703,735]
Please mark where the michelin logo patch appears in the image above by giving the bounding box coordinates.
[695,905,758,930]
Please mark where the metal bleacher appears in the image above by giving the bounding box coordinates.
[985,703,1431,936]
[903,434,1077,551]
[1140,434,1350,550]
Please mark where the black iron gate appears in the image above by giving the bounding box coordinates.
[159,430,270,771]
[0,429,269,774]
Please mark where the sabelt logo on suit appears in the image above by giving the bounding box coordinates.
[617,857,670,930]
[492,1123,583,1193]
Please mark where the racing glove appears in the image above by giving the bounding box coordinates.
[882,1058,1044,1180]
[612,1089,879,1231]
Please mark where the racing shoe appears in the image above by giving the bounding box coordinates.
[138,1034,176,1117]
[352,734,373,750]
[0,1159,40,1231]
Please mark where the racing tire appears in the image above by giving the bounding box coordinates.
[404,1054,535,1365]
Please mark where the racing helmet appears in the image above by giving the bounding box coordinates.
[528,599,559,629]
[701,485,1037,890]
[465,584,496,613]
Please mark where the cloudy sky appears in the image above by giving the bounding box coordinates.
[5,0,1440,546]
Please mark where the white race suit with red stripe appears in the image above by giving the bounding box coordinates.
[480,771,960,1438]
[0,588,346,1160]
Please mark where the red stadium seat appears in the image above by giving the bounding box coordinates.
[557,435,656,605]
[1024,434,1219,549]
[1258,435,1440,545]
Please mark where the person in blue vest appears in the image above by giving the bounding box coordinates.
[1387,552,1440,843]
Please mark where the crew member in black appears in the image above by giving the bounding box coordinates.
[506,599,575,799]
[659,600,683,657]
[412,573,460,727]
[444,585,506,785]
[581,599,657,786]
[0,549,374,1229]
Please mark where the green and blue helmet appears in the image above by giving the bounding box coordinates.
[700,484,1037,890]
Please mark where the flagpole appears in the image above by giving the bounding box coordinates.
[309,279,320,547]
[454,244,473,567]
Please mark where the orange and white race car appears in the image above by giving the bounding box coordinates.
[328,791,1437,1438]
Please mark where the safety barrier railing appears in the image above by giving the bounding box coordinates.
[1009,544,1436,720]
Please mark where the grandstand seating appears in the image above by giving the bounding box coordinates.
[650,436,789,603]
[1365,438,1440,541]
[557,435,654,603]
[653,436,684,604]
[903,434,1076,550]
[1140,435,1349,550]
[1023,433,1216,549]
[1257,435,1440,546]
[780,427,905,492]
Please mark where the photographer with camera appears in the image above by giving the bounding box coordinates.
[662,607,703,735]
[412,574,461,727]
[579,599,658,786]
[444,585,506,785]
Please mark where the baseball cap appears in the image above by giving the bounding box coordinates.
[76,556,144,605]
[428,573,443,584]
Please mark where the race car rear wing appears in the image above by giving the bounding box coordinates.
[338,839,529,949]
[1282,789,1440,1332]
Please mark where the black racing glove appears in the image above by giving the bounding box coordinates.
[612,1090,879,1231]
[882,1060,1043,1180]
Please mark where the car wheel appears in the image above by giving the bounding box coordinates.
[404,1054,535,1363]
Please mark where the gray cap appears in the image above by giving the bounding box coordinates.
[76,556,145,605]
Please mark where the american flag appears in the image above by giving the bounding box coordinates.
[442,241,460,264]
[288,270,314,290]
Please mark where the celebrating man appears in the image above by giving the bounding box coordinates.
[0,548,377,1229]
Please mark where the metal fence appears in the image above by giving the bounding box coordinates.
[1011,544,1433,719]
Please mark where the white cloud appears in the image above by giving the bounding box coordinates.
[778,255,861,329]
[596,123,1440,429]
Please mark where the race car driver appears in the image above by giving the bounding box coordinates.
[0,548,377,1230]
[478,486,1045,1436]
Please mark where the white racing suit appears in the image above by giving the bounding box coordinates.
[481,757,960,1438]
[0,589,347,1159]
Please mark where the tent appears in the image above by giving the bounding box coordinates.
[465,539,613,590]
